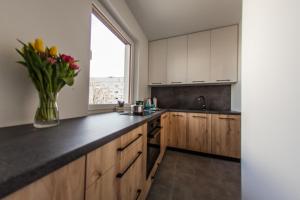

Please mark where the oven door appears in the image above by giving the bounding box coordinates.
[147,127,161,178]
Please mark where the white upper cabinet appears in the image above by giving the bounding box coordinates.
[187,31,211,83]
[167,35,188,84]
[211,25,238,82]
[148,39,167,85]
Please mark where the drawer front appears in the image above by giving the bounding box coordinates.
[119,139,143,173]
[118,154,143,200]
[120,126,143,148]
[85,165,118,200]
[86,138,120,187]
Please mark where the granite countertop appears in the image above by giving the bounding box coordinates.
[0,108,240,198]
[0,110,166,198]
[167,108,241,115]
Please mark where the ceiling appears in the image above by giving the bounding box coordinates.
[125,0,242,40]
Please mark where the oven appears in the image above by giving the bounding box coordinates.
[146,116,161,178]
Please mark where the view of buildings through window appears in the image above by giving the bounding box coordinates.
[89,12,129,105]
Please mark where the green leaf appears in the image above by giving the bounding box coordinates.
[62,77,74,86]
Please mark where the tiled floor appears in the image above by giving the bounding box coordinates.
[147,150,241,200]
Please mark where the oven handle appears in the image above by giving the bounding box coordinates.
[148,127,161,138]
[116,151,142,178]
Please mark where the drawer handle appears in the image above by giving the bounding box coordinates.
[152,82,162,84]
[192,115,206,118]
[117,134,143,152]
[135,189,142,200]
[216,79,231,82]
[192,80,205,83]
[219,117,236,120]
[173,114,183,117]
[151,163,160,179]
[171,81,182,84]
[116,151,142,178]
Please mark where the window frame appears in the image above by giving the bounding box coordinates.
[88,1,134,112]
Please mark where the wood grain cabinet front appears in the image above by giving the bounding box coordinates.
[3,157,85,200]
[187,113,211,153]
[211,114,241,158]
[168,112,187,148]
[160,112,169,156]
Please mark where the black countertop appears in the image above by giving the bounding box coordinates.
[0,110,165,198]
[0,108,240,198]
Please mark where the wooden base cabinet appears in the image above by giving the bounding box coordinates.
[211,114,241,158]
[168,112,187,148]
[161,112,169,156]
[3,157,86,200]
[187,113,211,153]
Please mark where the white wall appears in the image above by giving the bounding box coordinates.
[0,0,91,127]
[242,0,300,199]
[98,0,149,101]
[231,22,242,111]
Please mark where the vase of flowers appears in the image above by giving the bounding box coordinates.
[16,38,80,128]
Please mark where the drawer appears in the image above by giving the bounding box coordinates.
[119,126,143,148]
[119,138,143,173]
[118,153,143,200]
[86,138,120,187]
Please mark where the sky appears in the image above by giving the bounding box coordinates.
[90,14,126,78]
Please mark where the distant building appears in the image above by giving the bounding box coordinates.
[89,77,124,104]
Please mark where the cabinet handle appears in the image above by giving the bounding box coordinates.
[171,81,182,84]
[135,189,142,200]
[216,79,231,82]
[151,163,160,179]
[219,117,236,120]
[192,80,205,83]
[117,134,143,152]
[192,115,206,118]
[116,151,142,178]
[173,114,183,117]
[151,82,162,85]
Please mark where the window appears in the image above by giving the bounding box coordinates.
[89,6,132,109]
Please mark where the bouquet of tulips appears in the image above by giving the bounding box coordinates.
[16,38,80,127]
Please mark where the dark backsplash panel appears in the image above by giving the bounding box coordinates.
[151,85,231,111]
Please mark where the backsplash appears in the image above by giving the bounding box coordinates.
[151,85,231,111]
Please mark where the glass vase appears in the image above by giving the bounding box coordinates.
[34,93,59,128]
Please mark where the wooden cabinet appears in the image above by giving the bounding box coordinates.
[86,124,146,200]
[187,113,211,153]
[3,157,85,200]
[187,31,211,83]
[211,114,241,158]
[148,39,167,85]
[168,112,187,148]
[167,35,188,84]
[211,25,238,83]
[161,112,169,156]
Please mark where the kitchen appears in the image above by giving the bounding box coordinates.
[0,0,299,200]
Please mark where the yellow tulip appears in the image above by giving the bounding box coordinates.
[49,46,58,57]
[34,38,44,53]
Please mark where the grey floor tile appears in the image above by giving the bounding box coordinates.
[147,150,241,200]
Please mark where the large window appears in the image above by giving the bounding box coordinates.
[89,7,132,108]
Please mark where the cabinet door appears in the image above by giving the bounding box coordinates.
[187,31,211,83]
[187,113,211,153]
[211,25,238,83]
[149,39,167,85]
[169,112,187,148]
[167,36,188,84]
[211,114,241,158]
[85,165,118,200]
[3,157,85,200]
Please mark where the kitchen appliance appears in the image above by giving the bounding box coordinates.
[146,116,161,178]
[130,105,144,115]
[197,96,207,110]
